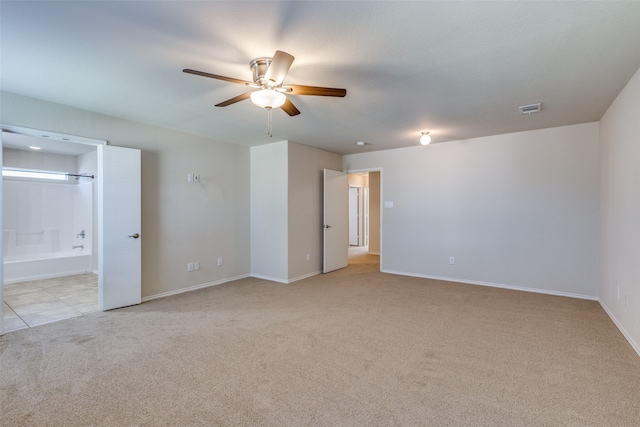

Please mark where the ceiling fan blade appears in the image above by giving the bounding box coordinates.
[287,84,347,97]
[264,51,294,86]
[215,92,252,107]
[280,98,301,116]
[183,69,251,86]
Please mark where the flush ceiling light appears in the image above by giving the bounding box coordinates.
[28,146,42,150]
[420,131,431,145]
[356,141,366,146]
[250,89,287,109]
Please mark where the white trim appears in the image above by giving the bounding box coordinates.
[381,269,598,301]
[249,270,321,284]
[141,274,250,302]
[3,270,91,285]
[250,274,288,284]
[346,167,382,174]
[598,300,640,358]
[287,270,321,283]
[0,124,107,146]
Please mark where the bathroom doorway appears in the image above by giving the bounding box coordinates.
[2,131,99,332]
[1,125,142,335]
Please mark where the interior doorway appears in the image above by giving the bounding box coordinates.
[2,130,99,332]
[1,125,142,335]
[347,170,381,266]
[349,186,361,246]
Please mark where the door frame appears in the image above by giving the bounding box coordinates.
[348,185,361,246]
[0,125,106,335]
[364,187,370,247]
[346,167,383,269]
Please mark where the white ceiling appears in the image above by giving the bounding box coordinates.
[2,132,97,156]
[2,1,639,155]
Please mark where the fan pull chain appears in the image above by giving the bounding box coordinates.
[267,107,273,138]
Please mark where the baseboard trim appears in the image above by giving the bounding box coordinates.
[249,274,288,284]
[250,270,321,284]
[598,301,640,358]
[287,270,321,283]
[381,269,598,301]
[3,269,92,285]
[141,274,250,303]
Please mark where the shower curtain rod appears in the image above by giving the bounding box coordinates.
[2,167,95,180]
[66,173,95,179]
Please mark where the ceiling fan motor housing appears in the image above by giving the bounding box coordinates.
[250,57,273,86]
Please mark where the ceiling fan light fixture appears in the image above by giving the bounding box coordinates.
[250,89,286,109]
[420,131,431,145]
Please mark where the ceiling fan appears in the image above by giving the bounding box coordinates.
[183,50,346,135]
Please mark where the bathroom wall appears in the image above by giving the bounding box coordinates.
[77,151,98,271]
[3,148,93,259]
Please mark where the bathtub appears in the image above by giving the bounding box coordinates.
[3,251,92,284]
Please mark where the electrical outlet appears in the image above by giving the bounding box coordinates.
[217,257,223,267]
[194,261,200,270]
[306,253,311,262]
[187,262,194,272]
[449,256,455,265]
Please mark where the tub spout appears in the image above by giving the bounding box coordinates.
[72,244,84,250]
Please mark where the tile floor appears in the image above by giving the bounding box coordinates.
[3,273,98,332]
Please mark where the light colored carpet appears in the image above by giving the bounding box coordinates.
[1,262,639,426]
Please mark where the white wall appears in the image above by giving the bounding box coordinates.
[1,91,251,299]
[78,151,98,271]
[3,147,78,181]
[368,171,381,255]
[344,123,600,298]
[599,67,640,355]
[288,142,342,280]
[3,148,92,259]
[250,140,342,282]
[250,141,289,282]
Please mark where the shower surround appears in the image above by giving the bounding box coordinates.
[3,178,93,283]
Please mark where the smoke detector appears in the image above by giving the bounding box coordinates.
[519,103,541,115]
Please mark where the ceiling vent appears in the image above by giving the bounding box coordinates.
[519,103,541,115]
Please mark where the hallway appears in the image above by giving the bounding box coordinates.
[348,246,379,265]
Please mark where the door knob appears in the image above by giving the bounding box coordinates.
[128,233,140,238]
[324,225,332,229]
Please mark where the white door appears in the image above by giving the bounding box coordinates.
[323,169,349,273]
[349,186,360,246]
[99,145,141,310]
[364,187,370,247]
